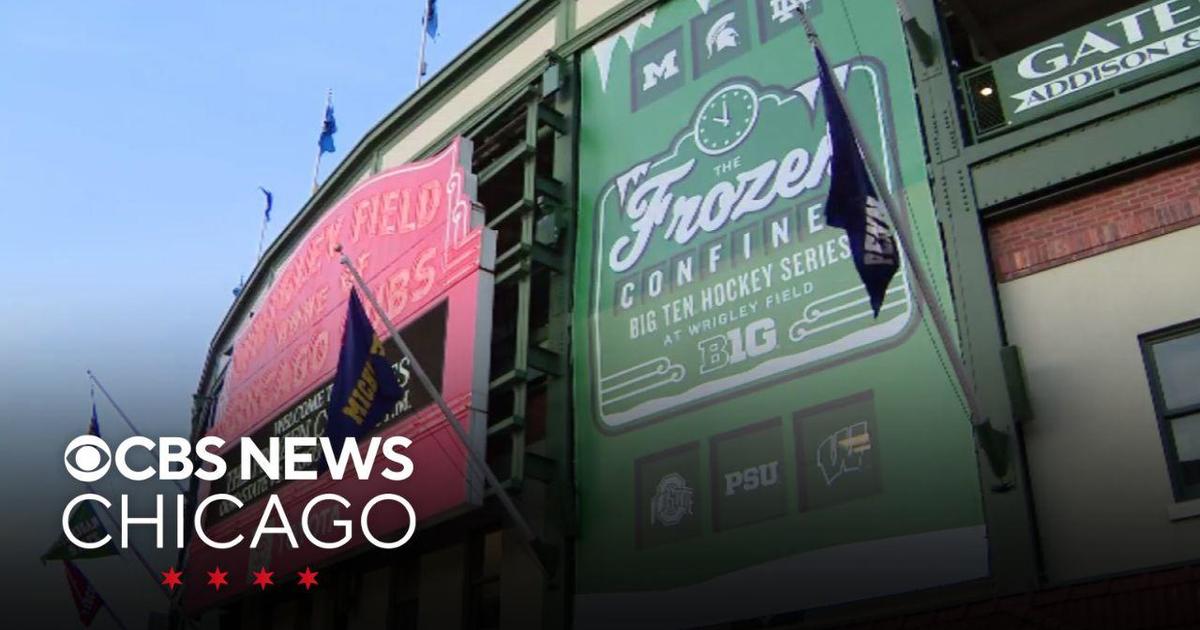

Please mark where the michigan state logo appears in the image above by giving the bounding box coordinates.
[585,61,918,432]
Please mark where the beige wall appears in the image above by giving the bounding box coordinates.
[576,0,628,30]
[1000,224,1200,583]
[379,17,558,169]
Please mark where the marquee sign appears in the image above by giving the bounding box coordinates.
[981,0,1200,127]
[186,138,495,611]
[572,1,986,627]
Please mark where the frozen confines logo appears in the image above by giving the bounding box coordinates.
[650,473,694,527]
[816,422,872,486]
[1011,0,1200,113]
[606,85,833,275]
[61,434,417,551]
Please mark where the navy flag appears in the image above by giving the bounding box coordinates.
[43,501,119,563]
[63,561,106,627]
[259,187,273,223]
[87,402,100,437]
[323,289,406,456]
[815,48,900,317]
[319,103,337,154]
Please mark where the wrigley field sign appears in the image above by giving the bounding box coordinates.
[572,1,987,628]
[985,0,1200,125]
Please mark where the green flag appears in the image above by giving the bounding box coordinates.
[42,501,118,563]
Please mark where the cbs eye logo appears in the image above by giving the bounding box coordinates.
[64,435,112,482]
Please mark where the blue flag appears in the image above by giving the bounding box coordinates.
[425,0,438,39]
[324,289,406,456]
[815,49,899,317]
[87,402,100,437]
[259,187,273,223]
[319,103,337,154]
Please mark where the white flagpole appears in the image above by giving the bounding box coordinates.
[794,9,992,435]
[334,245,541,548]
[416,2,430,88]
[86,371,187,494]
[311,89,333,194]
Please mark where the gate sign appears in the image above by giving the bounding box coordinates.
[987,0,1200,125]
[573,1,986,627]
[186,138,495,611]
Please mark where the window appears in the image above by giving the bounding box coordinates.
[1141,319,1200,501]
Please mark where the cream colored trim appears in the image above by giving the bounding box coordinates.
[575,0,629,30]
[379,17,558,169]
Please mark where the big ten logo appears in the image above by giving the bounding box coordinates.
[697,318,778,374]
[724,460,780,496]
[627,1,824,113]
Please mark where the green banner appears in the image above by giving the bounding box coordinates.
[572,1,986,626]
[980,0,1200,127]
[42,501,118,563]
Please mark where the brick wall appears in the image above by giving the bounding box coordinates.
[988,157,1200,282]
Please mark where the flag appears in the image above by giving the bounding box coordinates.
[259,187,273,223]
[425,0,438,39]
[87,402,100,437]
[42,501,119,563]
[319,103,337,154]
[815,48,900,317]
[323,289,406,459]
[63,561,106,627]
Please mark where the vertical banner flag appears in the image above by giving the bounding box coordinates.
[43,502,119,562]
[815,48,899,317]
[259,187,273,223]
[88,403,100,437]
[319,102,337,154]
[324,289,408,453]
[63,561,106,627]
[425,0,439,39]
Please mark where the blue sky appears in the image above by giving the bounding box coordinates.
[0,1,520,626]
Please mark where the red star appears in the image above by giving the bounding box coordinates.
[207,566,229,591]
[296,566,319,590]
[251,566,274,591]
[160,567,183,591]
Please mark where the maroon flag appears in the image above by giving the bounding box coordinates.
[63,560,105,627]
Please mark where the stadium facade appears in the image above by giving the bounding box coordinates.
[184,0,1200,627]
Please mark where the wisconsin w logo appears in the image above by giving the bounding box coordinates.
[816,422,872,486]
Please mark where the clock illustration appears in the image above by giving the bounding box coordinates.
[693,83,759,156]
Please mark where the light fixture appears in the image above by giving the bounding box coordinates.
[979,86,995,97]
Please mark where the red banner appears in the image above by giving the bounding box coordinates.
[185,138,494,611]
